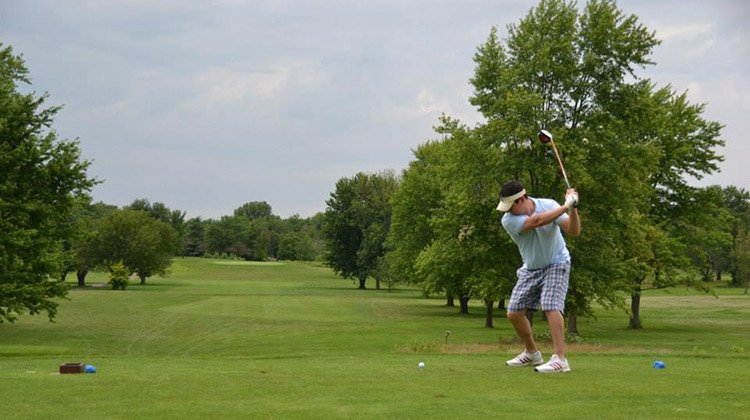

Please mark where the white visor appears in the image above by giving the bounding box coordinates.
[496,189,526,212]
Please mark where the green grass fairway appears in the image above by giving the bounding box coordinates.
[1,258,748,419]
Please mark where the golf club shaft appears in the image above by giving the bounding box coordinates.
[549,140,571,189]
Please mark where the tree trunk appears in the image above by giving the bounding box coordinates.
[484,299,494,328]
[458,295,470,314]
[731,267,740,286]
[358,275,366,289]
[375,278,381,290]
[140,275,147,285]
[567,312,578,335]
[715,269,721,283]
[76,270,88,287]
[446,294,455,307]
[629,284,642,329]
[497,297,505,311]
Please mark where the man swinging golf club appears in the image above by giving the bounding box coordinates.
[497,176,580,373]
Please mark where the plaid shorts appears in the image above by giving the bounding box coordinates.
[507,262,570,312]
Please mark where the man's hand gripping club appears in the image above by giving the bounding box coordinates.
[564,189,579,209]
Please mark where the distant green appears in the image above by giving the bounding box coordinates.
[0,258,747,419]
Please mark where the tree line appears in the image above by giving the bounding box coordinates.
[64,198,325,288]
[320,0,750,331]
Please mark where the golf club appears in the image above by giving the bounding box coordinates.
[538,129,570,189]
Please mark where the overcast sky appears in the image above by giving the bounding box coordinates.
[2,0,748,219]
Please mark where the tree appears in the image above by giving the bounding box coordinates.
[205,215,253,258]
[59,196,91,283]
[277,213,325,262]
[388,140,446,290]
[92,209,176,284]
[129,218,177,283]
[466,0,723,331]
[202,210,323,261]
[254,215,284,260]
[0,45,96,323]
[126,199,186,255]
[108,261,129,290]
[678,187,734,282]
[398,119,519,315]
[466,0,654,328]
[735,226,750,294]
[323,171,399,289]
[721,186,750,285]
[66,201,117,286]
[234,201,273,221]
[183,217,206,257]
[231,202,287,260]
[277,231,316,261]
[299,212,326,261]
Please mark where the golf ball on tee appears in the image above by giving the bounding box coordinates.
[418,362,425,369]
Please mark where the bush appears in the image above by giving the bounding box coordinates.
[109,261,129,290]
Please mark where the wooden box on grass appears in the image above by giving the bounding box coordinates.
[59,363,84,374]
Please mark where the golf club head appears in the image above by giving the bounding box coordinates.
[538,129,552,144]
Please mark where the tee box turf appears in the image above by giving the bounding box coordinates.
[59,363,85,374]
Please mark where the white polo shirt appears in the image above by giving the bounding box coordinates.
[501,197,570,270]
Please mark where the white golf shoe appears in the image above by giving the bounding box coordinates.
[506,350,544,367]
[534,354,571,373]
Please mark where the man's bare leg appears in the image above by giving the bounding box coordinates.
[507,309,538,353]
[545,310,565,358]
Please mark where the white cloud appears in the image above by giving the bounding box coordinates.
[685,82,703,103]
[386,88,451,120]
[179,61,328,113]
[685,40,715,59]
[654,23,713,41]
[417,89,446,114]
[202,67,289,104]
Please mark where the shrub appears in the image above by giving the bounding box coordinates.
[109,261,130,290]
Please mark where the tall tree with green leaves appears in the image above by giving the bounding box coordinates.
[91,209,176,284]
[678,186,734,282]
[205,215,254,259]
[183,217,207,257]
[735,226,750,294]
[387,140,447,291]
[405,119,518,316]
[66,201,117,286]
[467,0,723,330]
[275,213,323,261]
[469,0,656,329]
[234,201,273,221]
[721,186,750,285]
[323,171,398,289]
[0,45,96,322]
[126,199,186,255]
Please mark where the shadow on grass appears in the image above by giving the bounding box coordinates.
[0,345,71,357]
[323,286,422,296]
[67,280,188,292]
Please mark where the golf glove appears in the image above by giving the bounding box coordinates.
[564,192,579,209]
